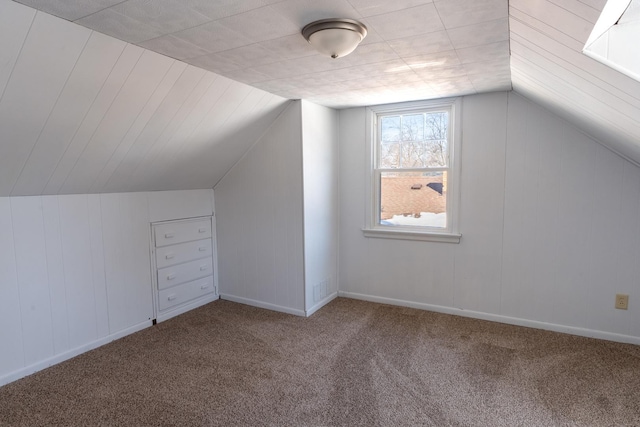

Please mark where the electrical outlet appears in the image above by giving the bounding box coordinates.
[615,294,629,310]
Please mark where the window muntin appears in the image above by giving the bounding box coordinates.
[368,99,460,240]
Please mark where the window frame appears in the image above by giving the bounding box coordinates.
[363,98,462,243]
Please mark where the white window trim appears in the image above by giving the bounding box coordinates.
[362,97,462,243]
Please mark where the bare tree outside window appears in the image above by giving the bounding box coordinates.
[380,112,448,169]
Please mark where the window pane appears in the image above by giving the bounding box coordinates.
[379,140,400,169]
[398,140,427,168]
[401,114,424,141]
[380,116,401,168]
[425,112,448,167]
[379,111,449,169]
[379,171,447,228]
[381,116,401,142]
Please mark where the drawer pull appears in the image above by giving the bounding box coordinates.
[165,254,174,259]
[164,233,174,238]
[198,247,207,252]
[200,285,209,290]
[167,274,176,280]
[167,295,176,301]
[198,227,207,233]
[200,265,208,271]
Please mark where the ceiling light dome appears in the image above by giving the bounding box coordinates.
[302,18,367,59]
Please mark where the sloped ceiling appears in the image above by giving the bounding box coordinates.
[509,0,640,164]
[3,0,640,191]
[0,0,289,197]
[11,0,512,108]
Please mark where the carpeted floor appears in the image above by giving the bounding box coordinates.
[1,298,639,426]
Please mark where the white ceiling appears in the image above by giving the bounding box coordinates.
[509,0,640,165]
[4,0,640,196]
[0,0,289,196]
[12,0,512,108]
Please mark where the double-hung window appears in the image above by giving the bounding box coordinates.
[364,98,462,243]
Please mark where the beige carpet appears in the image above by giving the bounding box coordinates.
[1,298,639,426]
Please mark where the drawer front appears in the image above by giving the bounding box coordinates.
[154,218,212,247]
[155,238,212,269]
[157,257,213,290]
[158,276,214,311]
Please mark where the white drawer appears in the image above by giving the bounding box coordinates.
[154,218,212,247]
[158,276,214,311]
[155,238,212,269]
[157,257,213,290]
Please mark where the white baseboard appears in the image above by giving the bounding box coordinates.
[338,291,640,346]
[306,292,338,317]
[220,294,306,317]
[156,293,220,323]
[0,320,153,387]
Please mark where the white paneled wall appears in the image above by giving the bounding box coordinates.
[301,101,340,314]
[215,102,305,315]
[502,94,640,338]
[0,189,215,386]
[215,101,341,316]
[0,0,289,197]
[339,91,640,344]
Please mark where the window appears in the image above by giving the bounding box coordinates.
[583,0,640,83]
[363,98,462,243]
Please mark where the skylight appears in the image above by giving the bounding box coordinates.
[583,0,640,82]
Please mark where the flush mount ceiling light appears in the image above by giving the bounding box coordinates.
[302,18,367,59]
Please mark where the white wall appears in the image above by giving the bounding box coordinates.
[0,189,214,386]
[215,102,306,315]
[301,100,340,314]
[339,91,640,344]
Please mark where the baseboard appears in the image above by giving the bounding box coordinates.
[220,294,306,316]
[338,291,640,346]
[156,293,220,323]
[0,320,153,387]
[306,292,338,317]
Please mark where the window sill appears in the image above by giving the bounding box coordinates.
[362,228,461,243]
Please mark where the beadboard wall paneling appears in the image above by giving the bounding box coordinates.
[100,193,154,334]
[11,197,56,366]
[301,100,340,314]
[338,91,640,344]
[215,102,305,315]
[0,2,289,196]
[0,199,23,375]
[501,93,640,337]
[0,189,215,386]
[57,195,105,347]
[451,93,508,314]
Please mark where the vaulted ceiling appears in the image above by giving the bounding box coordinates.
[0,0,290,196]
[509,0,640,164]
[3,0,640,196]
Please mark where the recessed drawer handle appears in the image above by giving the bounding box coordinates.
[164,233,174,238]
[200,265,208,271]
[198,227,207,233]
[200,285,209,290]
[198,247,207,252]
[165,254,174,259]
[167,274,176,280]
[167,295,176,301]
